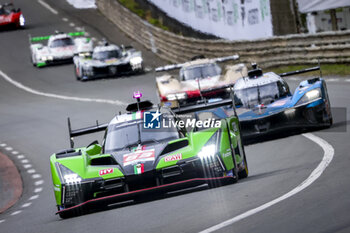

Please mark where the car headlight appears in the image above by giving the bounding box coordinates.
[19,14,25,26]
[47,56,53,60]
[58,163,82,185]
[41,56,47,61]
[197,131,218,160]
[166,92,187,101]
[64,174,82,184]
[198,144,216,159]
[297,88,321,106]
[79,52,91,57]
[284,108,296,116]
[130,56,143,65]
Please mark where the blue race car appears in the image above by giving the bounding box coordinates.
[231,64,332,138]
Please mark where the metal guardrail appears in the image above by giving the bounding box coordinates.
[97,0,350,68]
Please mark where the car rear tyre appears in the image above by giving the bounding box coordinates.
[238,154,249,179]
[235,142,249,179]
[75,66,81,81]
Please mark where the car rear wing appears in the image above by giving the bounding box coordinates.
[172,85,238,116]
[279,66,320,77]
[29,31,87,43]
[67,117,108,148]
[172,99,234,115]
[155,55,240,72]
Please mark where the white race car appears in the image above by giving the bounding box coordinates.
[155,55,247,108]
[29,31,93,68]
[73,41,143,81]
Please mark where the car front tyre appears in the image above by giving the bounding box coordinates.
[75,66,82,81]
[238,154,249,179]
[235,145,248,179]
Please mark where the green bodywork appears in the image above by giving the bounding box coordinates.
[36,62,46,68]
[50,116,245,207]
[30,31,86,42]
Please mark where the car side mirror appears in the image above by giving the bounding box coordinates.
[86,143,102,156]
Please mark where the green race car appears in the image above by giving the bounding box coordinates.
[50,92,248,218]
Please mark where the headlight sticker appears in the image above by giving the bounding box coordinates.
[99,168,114,176]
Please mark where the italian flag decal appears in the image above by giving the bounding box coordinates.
[134,164,144,175]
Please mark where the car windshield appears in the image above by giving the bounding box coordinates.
[235,81,288,108]
[104,121,179,153]
[49,38,74,48]
[181,63,221,81]
[93,50,121,61]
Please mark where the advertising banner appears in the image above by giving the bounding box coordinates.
[147,0,273,41]
[297,0,350,13]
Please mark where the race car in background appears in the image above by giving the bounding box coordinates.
[233,64,332,139]
[0,3,25,29]
[73,41,143,81]
[29,31,93,68]
[155,55,247,108]
[50,92,248,218]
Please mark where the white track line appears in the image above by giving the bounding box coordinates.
[38,0,58,15]
[11,151,18,155]
[23,164,32,169]
[0,219,5,224]
[0,143,6,147]
[17,155,25,159]
[35,180,44,186]
[0,69,126,106]
[21,159,29,164]
[199,133,334,233]
[21,202,32,208]
[326,78,339,82]
[62,17,68,22]
[5,147,12,151]
[69,22,75,27]
[10,210,22,216]
[34,187,43,193]
[27,169,36,174]
[29,195,39,201]
[32,174,42,179]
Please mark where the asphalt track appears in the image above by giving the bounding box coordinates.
[0,1,349,232]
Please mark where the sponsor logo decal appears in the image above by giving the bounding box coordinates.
[123,149,155,166]
[164,153,182,162]
[144,110,162,129]
[99,168,114,176]
[143,111,221,130]
[222,151,231,158]
[134,163,144,175]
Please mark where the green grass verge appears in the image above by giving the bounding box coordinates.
[266,64,350,76]
[118,0,169,31]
